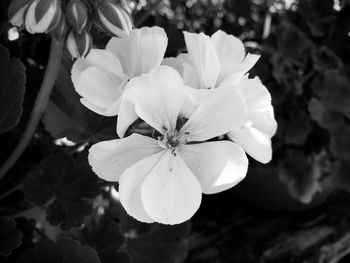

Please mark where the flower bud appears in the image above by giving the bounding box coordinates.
[51,14,68,41]
[66,0,88,33]
[96,0,133,38]
[8,0,34,27]
[25,0,62,34]
[66,30,92,59]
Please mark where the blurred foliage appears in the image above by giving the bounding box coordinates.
[0,0,350,262]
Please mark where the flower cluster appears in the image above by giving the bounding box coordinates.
[8,0,133,59]
[72,27,277,225]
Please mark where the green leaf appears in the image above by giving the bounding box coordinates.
[18,238,101,263]
[43,58,116,143]
[276,21,312,66]
[0,44,26,134]
[0,217,22,256]
[312,70,350,119]
[107,202,191,263]
[308,98,344,134]
[22,153,100,230]
[79,217,130,263]
[312,47,343,71]
[281,109,312,145]
[279,150,322,204]
[330,125,350,159]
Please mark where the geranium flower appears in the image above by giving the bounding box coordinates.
[163,30,277,163]
[88,66,249,224]
[71,26,168,137]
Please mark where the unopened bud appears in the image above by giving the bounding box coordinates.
[25,0,62,34]
[66,0,88,33]
[51,14,68,41]
[8,0,34,27]
[66,30,92,59]
[96,0,133,37]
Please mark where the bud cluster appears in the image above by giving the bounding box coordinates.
[8,0,134,59]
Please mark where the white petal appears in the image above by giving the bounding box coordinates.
[141,151,202,225]
[71,49,126,85]
[88,133,162,182]
[180,89,247,142]
[184,32,220,89]
[116,97,138,138]
[80,97,120,117]
[161,57,184,75]
[249,105,277,138]
[210,30,245,82]
[240,53,260,74]
[228,125,272,164]
[238,77,272,113]
[179,141,248,194]
[106,37,131,74]
[124,66,186,133]
[75,67,123,111]
[119,152,165,223]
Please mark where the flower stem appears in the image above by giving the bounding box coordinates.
[0,38,64,180]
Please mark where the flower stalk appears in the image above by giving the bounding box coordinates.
[0,38,64,180]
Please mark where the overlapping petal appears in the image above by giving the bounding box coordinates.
[119,152,165,223]
[180,89,247,142]
[88,133,163,182]
[107,26,168,77]
[124,66,186,134]
[141,151,202,225]
[179,141,248,194]
[228,125,272,164]
[183,32,220,89]
[75,67,124,116]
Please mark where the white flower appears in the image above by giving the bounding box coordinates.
[71,26,168,137]
[163,30,277,163]
[88,66,249,224]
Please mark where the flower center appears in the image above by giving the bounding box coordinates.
[157,130,185,154]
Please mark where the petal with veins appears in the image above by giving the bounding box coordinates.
[228,125,272,164]
[184,32,220,89]
[180,89,247,142]
[119,152,166,223]
[180,141,248,194]
[141,151,202,225]
[124,66,186,134]
[88,133,162,182]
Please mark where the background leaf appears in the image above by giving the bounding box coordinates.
[0,43,26,134]
[22,153,100,230]
[17,238,101,263]
[0,217,22,256]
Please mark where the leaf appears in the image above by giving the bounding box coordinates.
[308,98,345,134]
[276,22,312,66]
[17,238,101,263]
[312,70,350,119]
[0,44,26,134]
[279,150,322,204]
[0,217,22,256]
[43,58,116,143]
[312,47,343,71]
[282,109,312,145]
[125,221,191,263]
[332,160,350,192]
[79,217,130,263]
[110,202,191,263]
[22,153,100,230]
[330,125,350,159]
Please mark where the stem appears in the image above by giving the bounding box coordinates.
[0,38,64,180]
[0,184,22,200]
